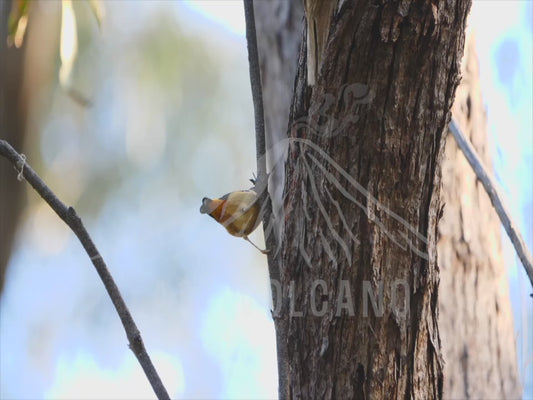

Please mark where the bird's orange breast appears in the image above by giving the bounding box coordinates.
[201,191,261,237]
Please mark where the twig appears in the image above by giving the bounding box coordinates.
[0,140,170,400]
[449,119,533,289]
[243,1,289,398]
[243,0,266,181]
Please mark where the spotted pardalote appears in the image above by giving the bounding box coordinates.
[200,189,268,254]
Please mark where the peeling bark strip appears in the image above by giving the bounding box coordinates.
[275,1,471,398]
[304,0,336,86]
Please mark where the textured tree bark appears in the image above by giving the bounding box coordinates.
[257,0,471,398]
[438,36,521,399]
[0,0,28,294]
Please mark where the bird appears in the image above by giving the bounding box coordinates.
[200,189,268,254]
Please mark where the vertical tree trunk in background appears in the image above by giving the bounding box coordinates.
[254,4,304,394]
[255,1,304,251]
[0,0,27,294]
[255,2,303,161]
[257,1,471,398]
[438,36,521,398]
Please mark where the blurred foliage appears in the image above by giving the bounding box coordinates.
[7,0,30,48]
[87,0,104,31]
[1,3,269,399]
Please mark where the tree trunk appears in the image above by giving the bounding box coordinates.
[257,1,471,398]
[438,35,521,398]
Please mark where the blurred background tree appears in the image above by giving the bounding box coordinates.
[0,1,531,399]
[1,2,275,398]
[0,0,29,294]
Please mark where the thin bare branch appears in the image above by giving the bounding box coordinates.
[449,119,533,289]
[243,0,266,182]
[0,139,170,400]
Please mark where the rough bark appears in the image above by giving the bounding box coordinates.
[438,36,521,399]
[0,0,28,294]
[257,0,471,398]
